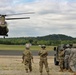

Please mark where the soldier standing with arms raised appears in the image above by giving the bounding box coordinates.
[38,45,49,75]
[22,43,33,73]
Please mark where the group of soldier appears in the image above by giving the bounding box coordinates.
[59,44,76,73]
[22,43,49,75]
[22,43,76,75]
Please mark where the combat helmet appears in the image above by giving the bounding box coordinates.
[60,47,64,51]
[41,45,46,48]
[73,44,76,48]
[25,43,30,49]
[69,44,73,48]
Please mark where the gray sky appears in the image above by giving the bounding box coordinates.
[0,0,76,37]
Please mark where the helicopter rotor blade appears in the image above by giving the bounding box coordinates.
[6,12,35,16]
[0,14,6,16]
[6,17,30,20]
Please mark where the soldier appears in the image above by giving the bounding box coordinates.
[22,43,33,73]
[69,45,76,73]
[38,45,49,75]
[64,44,73,72]
[59,48,65,72]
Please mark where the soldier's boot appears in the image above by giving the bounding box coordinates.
[59,68,63,72]
[63,69,67,71]
[59,70,63,72]
[29,69,32,72]
[26,69,28,73]
[68,69,74,73]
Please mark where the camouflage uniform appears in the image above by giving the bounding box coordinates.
[22,44,33,73]
[38,45,49,75]
[69,48,76,72]
[64,48,71,70]
[59,48,65,72]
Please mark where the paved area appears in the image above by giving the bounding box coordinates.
[0,56,74,75]
[0,50,54,56]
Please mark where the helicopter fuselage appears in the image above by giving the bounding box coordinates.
[0,16,8,36]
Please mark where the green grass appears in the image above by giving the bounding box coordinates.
[0,44,54,51]
[0,44,24,50]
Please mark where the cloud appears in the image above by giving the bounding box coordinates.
[0,0,76,37]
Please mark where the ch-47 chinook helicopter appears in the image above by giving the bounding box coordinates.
[0,12,34,38]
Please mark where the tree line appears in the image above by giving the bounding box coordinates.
[0,34,76,46]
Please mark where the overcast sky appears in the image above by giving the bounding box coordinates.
[0,0,76,38]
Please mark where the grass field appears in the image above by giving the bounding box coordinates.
[0,56,73,75]
[0,44,55,51]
